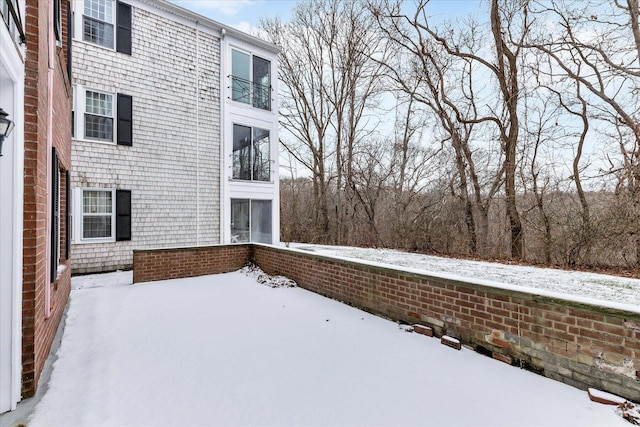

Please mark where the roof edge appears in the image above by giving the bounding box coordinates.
[135,0,279,54]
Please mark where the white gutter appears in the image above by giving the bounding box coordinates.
[219,29,226,243]
[195,21,200,245]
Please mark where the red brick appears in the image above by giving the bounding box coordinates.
[414,325,433,337]
[493,353,512,364]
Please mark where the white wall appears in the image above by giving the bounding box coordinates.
[220,36,280,245]
[0,4,25,412]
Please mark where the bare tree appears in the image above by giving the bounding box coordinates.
[525,0,640,265]
[371,0,529,258]
[262,0,388,243]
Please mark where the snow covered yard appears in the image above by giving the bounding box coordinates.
[26,270,629,426]
[290,244,640,307]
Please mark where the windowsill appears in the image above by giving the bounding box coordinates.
[74,238,116,245]
[75,38,116,52]
[229,179,275,185]
[73,137,117,146]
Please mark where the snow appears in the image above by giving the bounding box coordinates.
[289,243,640,310]
[239,263,297,288]
[27,270,628,426]
[71,270,133,290]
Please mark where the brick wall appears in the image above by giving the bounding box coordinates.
[71,5,221,273]
[252,246,640,402]
[131,243,640,402]
[22,0,73,397]
[133,245,251,283]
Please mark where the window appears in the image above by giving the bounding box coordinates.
[83,0,114,48]
[231,49,271,110]
[232,124,270,181]
[85,90,113,141]
[82,190,113,239]
[54,0,61,43]
[80,0,131,54]
[48,150,71,282]
[74,86,133,145]
[76,188,131,242]
[231,199,272,244]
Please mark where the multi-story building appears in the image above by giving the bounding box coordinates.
[1,0,73,413]
[70,0,280,273]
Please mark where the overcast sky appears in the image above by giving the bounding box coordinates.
[169,0,482,34]
[169,0,299,33]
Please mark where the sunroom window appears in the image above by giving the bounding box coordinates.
[231,49,271,110]
[230,199,272,244]
[232,124,270,181]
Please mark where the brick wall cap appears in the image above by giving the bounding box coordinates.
[270,246,640,317]
[133,243,255,254]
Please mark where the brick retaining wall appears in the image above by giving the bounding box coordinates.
[133,243,640,401]
[133,245,250,283]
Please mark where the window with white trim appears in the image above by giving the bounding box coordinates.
[73,85,133,145]
[74,188,131,242]
[77,0,132,54]
[82,189,114,239]
[83,0,114,48]
[85,90,114,141]
[230,199,272,244]
[232,124,270,181]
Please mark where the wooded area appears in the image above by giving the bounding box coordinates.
[261,0,640,269]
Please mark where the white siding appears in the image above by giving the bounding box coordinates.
[71,0,280,273]
[71,5,221,273]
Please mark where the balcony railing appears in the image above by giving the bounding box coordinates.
[231,75,271,111]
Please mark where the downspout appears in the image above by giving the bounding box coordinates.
[195,21,200,245]
[219,28,226,243]
[45,0,55,318]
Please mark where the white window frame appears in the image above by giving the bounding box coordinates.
[230,198,273,244]
[73,85,117,144]
[73,188,116,243]
[75,0,116,50]
[231,123,271,182]
[230,47,272,111]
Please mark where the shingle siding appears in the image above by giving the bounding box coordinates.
[71,5,221,273]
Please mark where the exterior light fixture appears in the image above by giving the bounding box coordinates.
[0,108,16,157]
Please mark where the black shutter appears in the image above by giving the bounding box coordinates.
[116,190,131,241]
[116,1,132,55]
[51,148,60,283]
[66,1,72,80]
[65,170,71,260]
[117,93,132,146]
